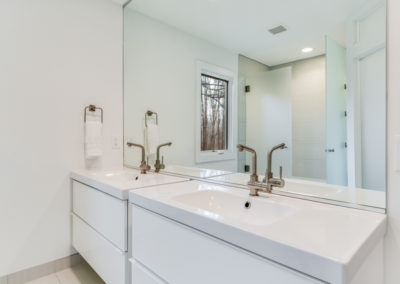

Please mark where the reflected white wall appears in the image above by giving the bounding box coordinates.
[271,56,326,181]
[124,9,238,171]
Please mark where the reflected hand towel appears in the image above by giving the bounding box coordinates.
[146,123,159,155]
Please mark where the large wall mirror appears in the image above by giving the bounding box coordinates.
[123,0,386,210]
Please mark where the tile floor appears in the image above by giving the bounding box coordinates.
[25,263,104,284]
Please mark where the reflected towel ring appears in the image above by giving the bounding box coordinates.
[84,105,103,123]
[145,110,158,127]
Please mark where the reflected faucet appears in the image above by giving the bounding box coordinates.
[264,143,287,181]
[127,142,150,174]
[154,142,172,173]
[237,144,258,183]
[237,143,286,196]
[262,143,286,193]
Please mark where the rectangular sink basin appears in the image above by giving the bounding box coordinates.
[172,189,298,227]
[70,168,188,200]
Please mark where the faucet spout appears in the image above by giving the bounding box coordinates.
[127,142,150,174]
[238,143,287,197]
[266,143,286,180]
[237,144,258,183]
[154,142,172,173]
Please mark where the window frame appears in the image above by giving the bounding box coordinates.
[195,61,237,164]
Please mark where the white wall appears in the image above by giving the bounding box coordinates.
[124,10,238,172]
[272,56,326,181]
[384,0,400,283]
[238,55,270,77]
[0,0,123,276]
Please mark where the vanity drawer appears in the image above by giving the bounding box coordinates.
[130,259,166,284]
[132,205,323,284]
[72,213,128,284]
[72,180,128,251]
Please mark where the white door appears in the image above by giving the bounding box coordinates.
[245,68,292,177]
[359,48,386,190]
[346,0,386,189]
[325,36,348,186]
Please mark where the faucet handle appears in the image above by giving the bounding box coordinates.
[280,166,283,179]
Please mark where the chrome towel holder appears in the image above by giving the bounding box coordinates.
[84,105,103,123]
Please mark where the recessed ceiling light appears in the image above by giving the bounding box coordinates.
[302,47,313,53]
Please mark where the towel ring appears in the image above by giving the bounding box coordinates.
[84,105,103,123]
[145,110,158,127]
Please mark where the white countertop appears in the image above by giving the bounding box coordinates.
[130,180,386,284]
[208,172,386,209]
[70,168,189,200]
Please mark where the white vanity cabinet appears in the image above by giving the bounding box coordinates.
[129,181,386,284]
[70,168,188,284]
[72,180,129,284]
[131,205,322,284]
[73,181,128,250]
[130,259,166,284]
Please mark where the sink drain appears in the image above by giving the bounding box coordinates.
[244,201,251,209]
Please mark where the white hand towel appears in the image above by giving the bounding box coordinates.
[146,123,159,155]
[85,121,103,159]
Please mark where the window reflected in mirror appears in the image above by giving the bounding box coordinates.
[200,74,228,152]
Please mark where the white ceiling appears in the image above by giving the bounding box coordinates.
[127,0,371,66]
[111,0,130,6]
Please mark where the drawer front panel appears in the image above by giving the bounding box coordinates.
[72,180,127,251]
[132,205,323,284]
[72,213,128,284]
[131,259,166,284]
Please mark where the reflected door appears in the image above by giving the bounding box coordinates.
[245,68,292,177]
[325,36,348,186]
[346,1,386,190]
[359,49,386,190]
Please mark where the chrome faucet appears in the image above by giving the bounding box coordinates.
[262,143,286,192]
[237,143,286,196]
[127,142,150,174]
[154,142,172,173]
[237,144,258,183]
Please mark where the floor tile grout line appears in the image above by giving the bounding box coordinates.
[54,272,61,284]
